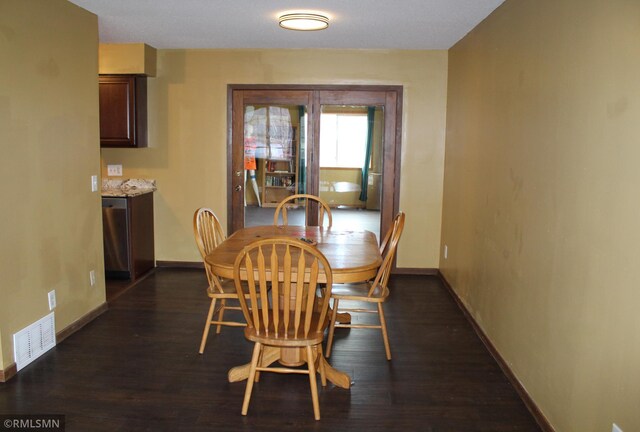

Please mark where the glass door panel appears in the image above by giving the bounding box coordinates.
[230,89,312,232]
[318,105,384,238]
[243,104,307,227]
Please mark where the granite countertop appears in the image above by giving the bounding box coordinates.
[102,178,157,197]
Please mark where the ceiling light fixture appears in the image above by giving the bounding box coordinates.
[278,13,329,31]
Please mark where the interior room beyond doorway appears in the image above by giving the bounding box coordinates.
[244,207,381,241]
[243,104,383,236]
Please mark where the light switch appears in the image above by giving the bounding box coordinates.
[91,175,98,192]
[107,164,123,176]
[48,290,56,310]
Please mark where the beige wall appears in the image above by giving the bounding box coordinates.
[441,0,640,430]
[0,0,105,371]
[101,49,448,269]
[99,43,157,76]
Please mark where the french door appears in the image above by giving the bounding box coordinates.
[228,85,402,241]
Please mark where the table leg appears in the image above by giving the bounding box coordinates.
[228,346,280,383]
[320,356,350,389]
[227,346,351,389]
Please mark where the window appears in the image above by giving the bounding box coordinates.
[319,113,368,168]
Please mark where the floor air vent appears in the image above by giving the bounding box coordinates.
[13,312,56,371]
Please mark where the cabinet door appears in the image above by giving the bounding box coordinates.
[128,193,155,279]
[99,75,147,148]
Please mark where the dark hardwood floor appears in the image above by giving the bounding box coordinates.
[0,269,541,432]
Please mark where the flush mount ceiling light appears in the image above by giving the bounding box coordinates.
[278,12,329,31]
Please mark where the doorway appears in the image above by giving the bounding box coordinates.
[228,85,402,241]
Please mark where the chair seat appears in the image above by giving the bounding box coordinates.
[244,311,326,347]
[330,282,388,302]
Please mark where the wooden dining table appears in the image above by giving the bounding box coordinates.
[205,225,382,389]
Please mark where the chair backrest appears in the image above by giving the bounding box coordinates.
[378,211,403,255]
[233,238,333,339]
[193,208,226,259]
[193,208,227,293]
[369,212,405,297]
[273,194,333,228]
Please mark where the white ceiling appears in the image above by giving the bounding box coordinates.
[68,0,505,50]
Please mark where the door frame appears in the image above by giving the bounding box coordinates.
[227,84,403,243]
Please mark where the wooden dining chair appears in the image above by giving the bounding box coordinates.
[325,211,405,361]
[193,208,247,354]
[273,194,333,227]
[233,237,334,421]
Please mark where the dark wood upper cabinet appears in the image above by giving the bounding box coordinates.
[99,75,147,148]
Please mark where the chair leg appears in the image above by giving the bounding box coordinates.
[242,342,262,416]
[216,299,227,334]
[378,303,391,360]
[254,346,264,383]
[325,298,339,358]
[317,345,327,387]
[199,298,217,354]
[306,345,321,420]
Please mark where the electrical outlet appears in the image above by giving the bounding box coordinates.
[444,245,448,259]
[107,164,123,176]
[48,290,56,310]
[91,175,98,192]
[613,423,623,432]
[89,270,96,287]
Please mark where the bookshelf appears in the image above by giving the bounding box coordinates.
[261,126,299,207]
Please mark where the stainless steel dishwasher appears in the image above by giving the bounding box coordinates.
[102,197,130,278]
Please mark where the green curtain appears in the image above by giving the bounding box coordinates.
[297,106,306,195]
[359,106,375,202]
